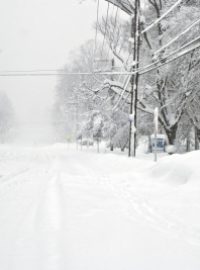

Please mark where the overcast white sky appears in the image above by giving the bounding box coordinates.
[0,0,108,142]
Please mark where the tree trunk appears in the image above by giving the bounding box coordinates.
[165,124,178,145]
[195,127,200,150]
[97,139,100,153]
[110,143,114,151]
[186,135,191,152]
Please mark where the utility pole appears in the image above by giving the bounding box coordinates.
[75,101,78,150]
[128,0,141,157]
[154,107,159,162]
[111,58,115,81]
[104,0,141,157]
[109,57,115,151]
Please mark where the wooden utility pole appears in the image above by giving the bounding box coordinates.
[154,107,159,162]
[128,0,140,157]
[104,0,141,157]
[111,58,115,81]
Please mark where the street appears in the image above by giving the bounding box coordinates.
[0,144,199,270]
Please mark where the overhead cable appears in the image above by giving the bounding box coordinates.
[142,0,183,34]
[1,36,200,78]
[154,17,200,55]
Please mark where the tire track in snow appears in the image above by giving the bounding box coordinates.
[4,155,66,270]
[0,167,50,270]
[32,165,66,270]
[0,167,37,195]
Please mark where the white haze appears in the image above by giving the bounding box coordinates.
[0,0,106,144]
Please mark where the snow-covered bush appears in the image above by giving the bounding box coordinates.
[165,145,177,155]
[112,123,129,151]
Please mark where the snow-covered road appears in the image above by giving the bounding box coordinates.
[0,144,199,270]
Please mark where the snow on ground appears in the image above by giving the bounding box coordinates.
[0,143,200,270]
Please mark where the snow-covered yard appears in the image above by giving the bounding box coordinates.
[0,144,199,270]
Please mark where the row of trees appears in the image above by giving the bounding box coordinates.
[54,0,200,153]
[0,91,15,143]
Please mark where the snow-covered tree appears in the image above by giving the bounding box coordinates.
[56,0,200,152]
[0,91,15,142]
[138,1,200,145]
[54,40,111,142]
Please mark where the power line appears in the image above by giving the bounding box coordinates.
[112,73,132,110]
[140,37,200,75]
[140,34,200,75]
[112,38,200,110]
[0,72,131,77]
[103,0,185,77]
[101,35,200,107]
[165,35,200,61]
[0,72,102,77]
[154,17,200,55]
[1,34,200,78]
[141,0,183,34]
[0,69,66,73]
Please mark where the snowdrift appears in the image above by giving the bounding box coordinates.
[149,150,200,185]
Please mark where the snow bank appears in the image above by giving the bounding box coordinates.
[149,150,200,185]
